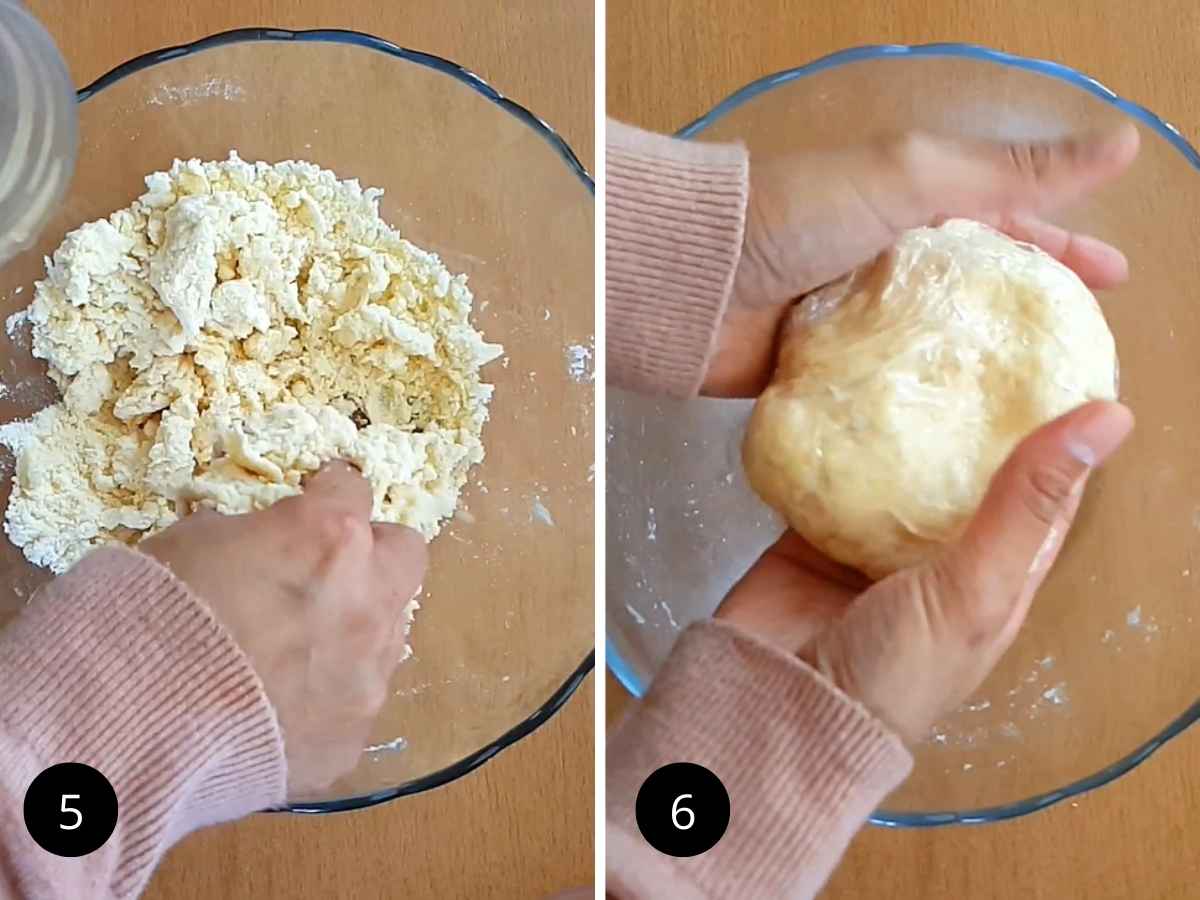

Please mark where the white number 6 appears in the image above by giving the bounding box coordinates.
[60,794,82,831]
[671,794,695,831]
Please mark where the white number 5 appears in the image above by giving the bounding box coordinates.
[671,794,695,831]
[60,794,82,831]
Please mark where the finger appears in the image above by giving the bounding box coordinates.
[300,460,373,519]
[899,123,1139,225]
[944,401,1134,628]
[765,530,873,592]
[717,531,860,652]
[371,523,428,609]
[993,213,1129,289]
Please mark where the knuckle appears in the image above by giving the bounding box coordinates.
[1020,464,1078,528]
[880,130,937,174]
[309,509,370,553]
[1006,141,1055,181]
[913,559,963,626]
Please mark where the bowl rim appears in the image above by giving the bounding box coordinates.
[74,26,595,815]
[606,40,1200,828]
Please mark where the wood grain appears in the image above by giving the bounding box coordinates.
[607,1,1200,897]
[23,2,595,898]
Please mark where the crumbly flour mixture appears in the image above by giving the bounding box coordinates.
[0,152,502,574]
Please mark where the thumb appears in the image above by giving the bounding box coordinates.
[802,401,1132,742]
[940,400,1134,637]
[895,123,1139,224]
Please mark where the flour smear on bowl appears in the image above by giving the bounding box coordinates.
[0,152,502,574]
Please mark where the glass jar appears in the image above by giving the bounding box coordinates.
[0,0,76,267]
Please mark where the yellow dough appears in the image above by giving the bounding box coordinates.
[742,218,1118,579]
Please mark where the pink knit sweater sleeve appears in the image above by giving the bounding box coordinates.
[605,121,913,898]
[0,548,286,899]
[606,120,749,396]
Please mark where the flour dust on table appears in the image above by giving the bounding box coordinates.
[0,152,502,574]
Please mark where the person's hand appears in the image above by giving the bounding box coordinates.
[705,125,1141,396]
[140,461,427,797]
[716,400,1133,741]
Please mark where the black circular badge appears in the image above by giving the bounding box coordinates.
[23,763,118,857]
[635,762,729,857]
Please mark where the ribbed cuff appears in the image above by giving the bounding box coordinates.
[606,120,750,397]
[607,620,912,899]
[0,547,286,898]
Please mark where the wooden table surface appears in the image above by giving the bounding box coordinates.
[608,1,1200,897]
[25,2,595,898]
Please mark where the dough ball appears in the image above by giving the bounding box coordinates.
[742,218,1118,579]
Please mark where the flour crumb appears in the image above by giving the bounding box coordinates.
[1041,683,1069,705]
[530,496,555,526]
[5,309,29,339]
[566,342,593,383]
[363,736,408,755]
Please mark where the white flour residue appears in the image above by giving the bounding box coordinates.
[1123,604,1161,643]
[928,652,1072,753]
[1041,682,1069,705]
[928,722,1003,749]
[364,736,408,755]
[5,308,29,343]
[566,342,594,383]
[397,594,421,664]
[658,601,680,630]
[625,602,646,625]
[147,77,245,107]
[1101,603,1165,651]
[531,495,555,526]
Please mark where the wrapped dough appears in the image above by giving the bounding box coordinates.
[742,218,1118,578]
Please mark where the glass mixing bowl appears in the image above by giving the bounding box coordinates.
[607,43,1200,825]
[0,29,594,812]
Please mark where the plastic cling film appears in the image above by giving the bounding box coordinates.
[743,219,1118,579]
[0,1,77,267]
